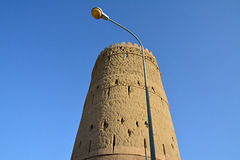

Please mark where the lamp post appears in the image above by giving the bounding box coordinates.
[91,7,156,160]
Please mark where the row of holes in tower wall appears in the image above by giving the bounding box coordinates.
[91,80,156,103]
[77,135,175,155]
[99,79,155,92]
[107,53,153,61]
[103,47,155,62]
[90,94,169,113]
[94,52,160,75]
[81,120,175,153]
[92,52,161,87]
[90,81,170,112]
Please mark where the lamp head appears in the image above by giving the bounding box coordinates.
[91,7,102,19]
[91,7,109,20]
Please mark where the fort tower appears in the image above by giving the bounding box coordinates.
[71,42,180,160]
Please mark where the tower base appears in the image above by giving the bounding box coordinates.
[73,146,172,160]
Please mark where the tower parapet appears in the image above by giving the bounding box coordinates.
[71,42,181,160]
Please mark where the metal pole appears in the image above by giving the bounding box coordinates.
[108,18,156,160]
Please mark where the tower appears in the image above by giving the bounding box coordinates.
[71,42,180,160]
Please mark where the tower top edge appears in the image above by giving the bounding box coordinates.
[101,42,153,56]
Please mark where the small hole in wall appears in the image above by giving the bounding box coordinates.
[115,80,118,85]
[162,144,166,155]
[172,137,174,141]
[126,54,128,57]
[90,124,93,130]
[150,57,152,60]
[136,121,139,127]
[137,81,140,85]
[112,51,114,53]
[171,144,174,149]
[128,129,132,136]
[108,56,110,60]
[152,87,155,92]
[128,86,130,95]
[120,47,122,49]
[97,85,99,89]
[112,135,116,152]
[144,121,148,128]
[89,140,92,153]
[121,118,124,124]
[107,88,110,98]
[92,95,94,104]
[103,122,108,130]
[78,141,82,149]
[144,139,146,149]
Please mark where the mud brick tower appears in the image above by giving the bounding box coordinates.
[71,42,180,160]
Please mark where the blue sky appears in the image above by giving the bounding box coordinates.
[1,1,240,160]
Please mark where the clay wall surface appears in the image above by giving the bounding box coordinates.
[71,42,180,160]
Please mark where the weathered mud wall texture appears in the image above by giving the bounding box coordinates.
[71,42,181,160]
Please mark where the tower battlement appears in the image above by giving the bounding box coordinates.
[94,42,157,75]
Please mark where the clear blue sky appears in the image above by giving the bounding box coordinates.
[1,1,240,160]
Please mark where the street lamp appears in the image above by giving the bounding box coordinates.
[91,7,156,160]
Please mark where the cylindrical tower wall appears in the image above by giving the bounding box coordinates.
[71,42,180,160]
